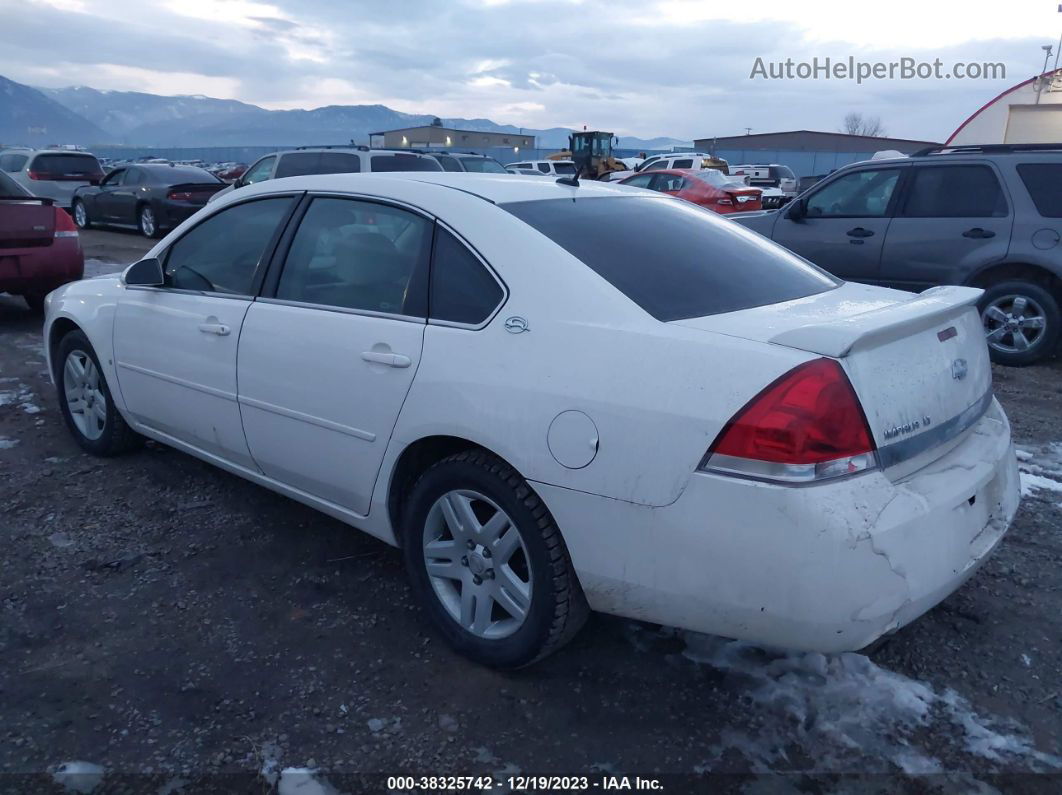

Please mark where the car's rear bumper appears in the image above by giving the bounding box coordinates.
[0,238,84,296]
[534,397,1019,652]
[158,200,210,229]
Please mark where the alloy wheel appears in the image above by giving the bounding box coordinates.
[63,349,107,441]
[421,489,532,640]
[73,202,87,228]
[982,294,1047,355]
[140,207,156,237]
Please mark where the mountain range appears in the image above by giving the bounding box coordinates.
[0,75,691,151]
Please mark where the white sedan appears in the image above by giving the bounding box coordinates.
[44,173,1020,668]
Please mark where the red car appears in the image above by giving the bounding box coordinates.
[0,171,84,312]
[619,168,763,214]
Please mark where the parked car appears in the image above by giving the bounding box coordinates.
[72,163,225,238]
[427,152,509,173]
[636,152,728,173]
[507,160,577,176]
[729,163,799,198]
[620,168,762,214]
[44,172,1018,667]
[210,147,443,202]
[0,171,83,312]
[210,162,248,182]
[2,148,105,210]
[732,144,1062,365]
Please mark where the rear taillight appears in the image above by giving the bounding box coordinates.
[28,170,45,180]
[54,207,78,238]
[700,358,877,483]
[168,191,192,200]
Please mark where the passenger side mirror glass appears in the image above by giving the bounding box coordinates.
[124,257,164,287]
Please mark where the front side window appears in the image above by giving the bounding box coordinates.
[503,196,838,321]
[536,163,550,173]
[622,174,654,189]
[163,197,293,295]
[902,165,1007,218]
[100,170,125,188]
[242,156,276,185]
[123,169,143,186]
[434,155,462,172]
[1018,163,1062,217]
[276,197,432,317]
[430,228,503,325]
[651,174,686,192]
[806,168,901,218]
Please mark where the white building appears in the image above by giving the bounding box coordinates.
[947,70,1062,145]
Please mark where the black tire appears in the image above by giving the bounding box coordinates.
[72,199,92,230]
[402,450,589,668]
[56,329,142,456]
[978,281,1061,367]
[137,205,162,239]
[23,294,45,314]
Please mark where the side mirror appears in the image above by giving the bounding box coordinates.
[89,176,101,186]
[786,199,807,221]
[124,257,164,287]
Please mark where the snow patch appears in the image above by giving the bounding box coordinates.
[0,437,19,449]
[278,767,340,795]
[1016,443,1062,500]
[52,761,105,794]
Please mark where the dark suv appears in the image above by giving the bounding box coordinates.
[733,144,1062,365]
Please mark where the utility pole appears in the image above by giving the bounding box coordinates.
[1037,44,1054,103]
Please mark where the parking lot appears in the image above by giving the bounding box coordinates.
[1,229,1061,792]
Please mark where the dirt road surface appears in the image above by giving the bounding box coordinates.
[1,228,1060,793]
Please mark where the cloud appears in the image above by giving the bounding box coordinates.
[1,0,1052,140]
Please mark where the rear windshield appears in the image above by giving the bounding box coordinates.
[459,157,508,174]
[0,171,29,197]
[1017,163,1062,218]
[502,196,838,321]
[29,153,102,177]
[370,155,443,172]
[275,151,362,178]
[144,166,221,184]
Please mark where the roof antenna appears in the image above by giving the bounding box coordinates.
[556,163,581,187]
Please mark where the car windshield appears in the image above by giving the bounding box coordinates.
[459,157,508,173]
[502,196,838,321]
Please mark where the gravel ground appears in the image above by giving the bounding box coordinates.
[1,229,1060,793]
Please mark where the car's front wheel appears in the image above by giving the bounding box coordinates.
[72,199,91,230]
[56,330,142,455]
[979,281,1060,366]
[402,450,588,668]
[137,205,161,238]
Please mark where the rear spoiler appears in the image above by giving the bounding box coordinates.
[168,183,225,191]
[0,196,54,204]
[769,285,984,358]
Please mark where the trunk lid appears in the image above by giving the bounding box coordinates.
[674,282,992,477]
[0,198,55,249]
[167,183,225,205]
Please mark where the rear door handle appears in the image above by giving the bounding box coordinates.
[846,227,875,238]
[962,227,996,239]
[198,322,231,336]
[361,351,412,368]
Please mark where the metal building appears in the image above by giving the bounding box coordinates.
[369,125,535,151]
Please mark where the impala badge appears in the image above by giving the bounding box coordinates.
[504,316,530,334]
[951,358,968,381]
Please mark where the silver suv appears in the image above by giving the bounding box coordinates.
[1,148,104,209]
[733,144,1062,366]
[210,146,442,202]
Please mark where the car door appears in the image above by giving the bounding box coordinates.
[94,169,126,221]
[769,165,906,282]
[112,167,143,225]
[878,163,1013,290]
[113,195,297,468]
[236,196,433,514]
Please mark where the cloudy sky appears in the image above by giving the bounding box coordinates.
[3,0,1061,140]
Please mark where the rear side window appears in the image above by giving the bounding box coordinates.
[902,165,1007,218]
[275,152,362,178]
[434,155,462,172]
[1017,163,1062,218]
[460,157,507,174]
[29,153,102,179]
[672,159,694,169]
[0,153,28,172]
[242,156,276,184]
[502,197,838,321]
[163,197,292,295]
[371,154,443,172]
[430,228,503,325]
[536,163,550,173]
[0,171,28,196]
[553,162,576,175]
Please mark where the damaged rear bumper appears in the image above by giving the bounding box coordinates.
[534,398,1020,653]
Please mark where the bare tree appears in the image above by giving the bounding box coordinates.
[841,112,887,137]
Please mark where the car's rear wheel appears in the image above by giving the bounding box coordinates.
[402,450,588,668]
[72,199,91,230]
[56,330,142,456]
[138,205,161,238]
[979,281,1060,366]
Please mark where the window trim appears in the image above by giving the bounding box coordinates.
[801,164,909,220]
[128,192,303,300]
[428,219,509,331]
[897,162,1010,219]
[258,191,438,321]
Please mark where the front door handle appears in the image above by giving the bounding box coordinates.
[846,227,875,238]
[962,227,996,239]
[361,351,412,368]
[198,322,231,336]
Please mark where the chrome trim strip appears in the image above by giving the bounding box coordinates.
[238,395,376,442]
[876,389,994,470]
[254,296,425,324]
[116,362,236,401]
